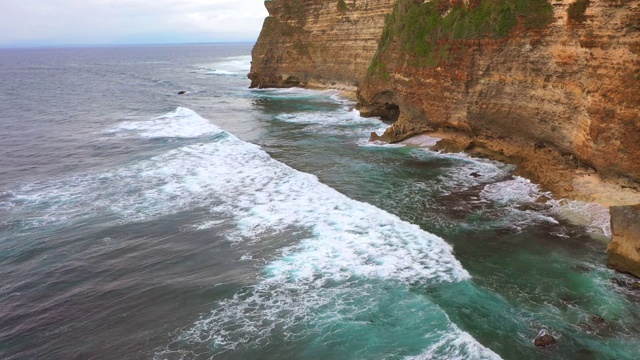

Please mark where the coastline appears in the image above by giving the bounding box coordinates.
[304,82,640,213]
[417,130,640,209]
[304,80,358,101]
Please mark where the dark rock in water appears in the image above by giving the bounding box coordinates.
[516,202,553,212]
[536,195,551,204]
[589,314,612,332]
[469,172,481,178]
[558,294,578,308]
[578,322,594,333]
[611,277,640,291]
[611,277,626,287]
[178,91,187,95]
[534,333,557,347]
[578,314,613,335]
[516,203,536,212]
[590,315,606,325]
[573,264,591,273]
[607,204,640,278]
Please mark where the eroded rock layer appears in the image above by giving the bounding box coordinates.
[249,0,396,89]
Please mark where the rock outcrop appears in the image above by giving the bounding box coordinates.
[534,333,557,347]
[249,0,396,90]
[608,204,640,277]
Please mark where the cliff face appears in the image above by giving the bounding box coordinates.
[249,0,640,194]
[358,0,640,190]
[250,0,640,275]
[249,0,396,89]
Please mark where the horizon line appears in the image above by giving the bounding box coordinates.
[0,41,256,50]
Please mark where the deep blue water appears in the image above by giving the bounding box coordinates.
[0,44,639,360]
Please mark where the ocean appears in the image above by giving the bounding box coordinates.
[0,44,639,360]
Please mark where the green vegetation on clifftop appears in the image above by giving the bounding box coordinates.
[368,0,553,71]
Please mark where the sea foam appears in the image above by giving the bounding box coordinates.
[5,107,498,358]
[105,108,496,359]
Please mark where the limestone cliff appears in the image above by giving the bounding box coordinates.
[249,0,640,197]
[358,0,640,195]
[249,0,396,90]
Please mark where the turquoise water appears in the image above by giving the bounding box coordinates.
[203,88,640,360]
[1,45,639,359]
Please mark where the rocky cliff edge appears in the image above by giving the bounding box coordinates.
[249,0,396,91]
[358,0,640,199]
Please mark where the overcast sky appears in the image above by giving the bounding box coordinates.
[0,0,269,47]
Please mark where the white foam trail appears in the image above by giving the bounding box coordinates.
[252,87,342,99]
[402,134,442,148]
[407,328,501,360]
[275,109,375,126]
[551,200,611,239]
[0,191,15,211]
[480,177,548,205]
[412,151,513,196]
[482,177,560,227]
[359,139,406,148]
[190,219,225,231]
[205,70,235,76]
[197,55,251,76]
[481,177,611,237]
[275,108,385,138]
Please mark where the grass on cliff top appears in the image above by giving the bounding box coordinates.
[368,0,553,72]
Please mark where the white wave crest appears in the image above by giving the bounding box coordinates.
[197,55,251,76]
[205,69,236,76]
[107,107,222,138]
[252,87,343,99]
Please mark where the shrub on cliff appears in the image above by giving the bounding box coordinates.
[337,0,348,13]
[283,0,306,25]
[568,0,589,24]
